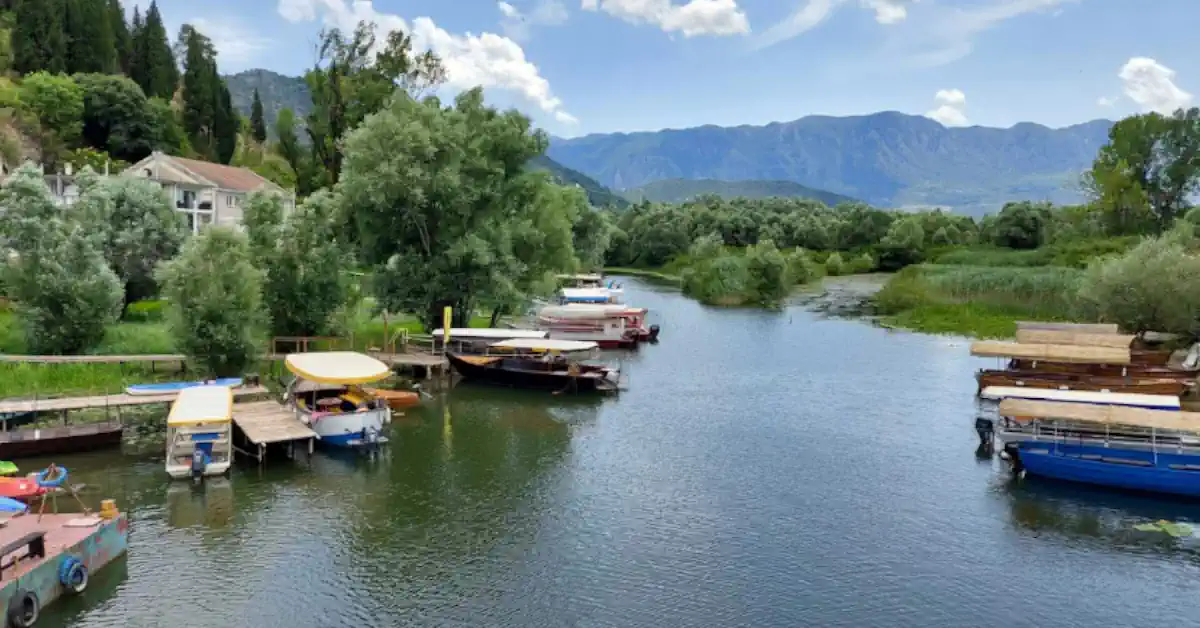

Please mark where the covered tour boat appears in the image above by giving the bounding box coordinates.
[431,328,548,354]
[284,352,393,448]
[165,385,233,480]
[446,338,620,393]
[991,397,1200,498]
[537,304,658,347]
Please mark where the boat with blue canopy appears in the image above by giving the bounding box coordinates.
[165,385,233,480]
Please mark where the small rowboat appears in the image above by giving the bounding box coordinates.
[361,388,421,410]
[126,378,243,396]
[0,476,48,501]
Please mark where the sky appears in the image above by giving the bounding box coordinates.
[122,0,1198,137]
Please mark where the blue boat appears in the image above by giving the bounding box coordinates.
[126,378,242,396]
[996,396,1200,498]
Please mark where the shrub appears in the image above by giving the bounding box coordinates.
[1077,237,1200,336]
[825,252,845,276]
[157,227,265,376]
[124,299,167,323]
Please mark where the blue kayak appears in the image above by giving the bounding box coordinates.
[0,497,27,513]
[126,378,243,396]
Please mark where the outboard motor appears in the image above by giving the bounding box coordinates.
[364,426,380,449]
[974,417,994,447]
[190,449,209,480]
[648,324,661,343]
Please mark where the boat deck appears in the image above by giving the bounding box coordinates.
[232,401,317,461]
[0,386,269,415]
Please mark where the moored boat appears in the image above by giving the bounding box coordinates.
[126,377,243,396]
[446,338,619,393]
[0,422,123,459]
[432,328,548,353]
[993,398,1200,498]
[284,352,393,449]
[979,386,1181,410]
[537,304,657,347]
[165,385,233,480]
[976,370,1191,396]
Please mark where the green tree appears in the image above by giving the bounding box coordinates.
[825,252,846,276]
[129,1,176,99]
[157,227,265,376]
[990,201,1051,249]
[20,72,84,155]
[214,81,237,163]
[76,175,188,309]
[744,239,789,304]
[682,253,749,305]
[243,190,351,336]
[273,107,316,194]
[1077,236,1200,335]
[339,88,572,328]
[1088,109,1200,233]
[305,21,445,184]
[108,0,131,73]
[64,0,117,74]
[12,0,66,74]
[250,88,267,143]
[0,164,121,354]
[179,25,235,162]
[875,216,926,270]
[75,73,162,162]
[146,96,188,154]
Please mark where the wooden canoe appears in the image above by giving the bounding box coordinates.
[977,371,1191,396]
[1008,360,1198,379]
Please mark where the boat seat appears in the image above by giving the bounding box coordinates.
[0,531,44,578]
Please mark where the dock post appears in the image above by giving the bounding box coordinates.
[308,437,314,455]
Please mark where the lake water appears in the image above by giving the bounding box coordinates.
[39,278,1200,627]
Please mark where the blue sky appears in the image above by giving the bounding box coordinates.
[125,0,1197,137]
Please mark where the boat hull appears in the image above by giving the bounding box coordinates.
[977,371,1190,396]
[1011,441,1200,498]
[166,461,231,480]
[446,353,614,393]
[306,409,389,449]
[0,422,123,459]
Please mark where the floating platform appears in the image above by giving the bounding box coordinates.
[232,401,318,463]
[0,508,129,625]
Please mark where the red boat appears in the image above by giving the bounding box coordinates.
[0,476,48,501]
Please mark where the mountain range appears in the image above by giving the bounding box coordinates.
[226,70,1115,215]
[547,113,1114,215]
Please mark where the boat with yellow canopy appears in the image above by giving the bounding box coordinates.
[165,385,233,480]
[283,352,393,448]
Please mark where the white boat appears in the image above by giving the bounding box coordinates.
[979,386,1181,410]
[537,304,657,347]
[284,352,393,448]
[560,287,623,304]
[431,328,548,340]
[165,385,233,480]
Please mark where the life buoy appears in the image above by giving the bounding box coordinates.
[59,556,88,594]
[8,589,38,628]
[34,465,67,489]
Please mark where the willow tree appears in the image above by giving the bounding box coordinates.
[339,88,577,328]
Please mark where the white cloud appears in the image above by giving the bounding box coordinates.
[582,0,750,37]
[900,0,1076,67]
[1096,96,1115,107]
[190,18,272,67]
[925,88,968,126]
[1118,57,1192,114]
[498,0,570,42]
[754,0,912,50]
[276,0,576,125]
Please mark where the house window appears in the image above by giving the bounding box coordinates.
[227,195,238,207]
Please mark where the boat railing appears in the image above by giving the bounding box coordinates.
[997,418,1200,452]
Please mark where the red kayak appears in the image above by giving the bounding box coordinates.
[0,476,48,501]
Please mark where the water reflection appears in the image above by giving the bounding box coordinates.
[165,478,234,530]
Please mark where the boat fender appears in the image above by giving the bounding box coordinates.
[58,556,88,594]
[8,589,38,627]
[34,465,67,489]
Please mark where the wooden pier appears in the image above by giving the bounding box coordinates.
[0,386,268,415]
[231,401,317,463]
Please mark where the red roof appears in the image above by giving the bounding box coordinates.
[170,156,273,193]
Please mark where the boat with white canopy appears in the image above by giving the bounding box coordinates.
[537,304,657,347]
[445,338,620,393]
[165,385,233,479]
[284,352,393,448]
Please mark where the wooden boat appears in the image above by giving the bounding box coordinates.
[0,422,123,458]
[1008,359,1198,379]
[447,338,619,393]
[361,388,421,409]
[977,370,1191,396]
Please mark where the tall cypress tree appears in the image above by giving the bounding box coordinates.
[137,1,177,99]
[215,81,237,164]
[250,89,267,143]
[128,7,145,86]
[108,0,131,73]
[13,0,67,74]
[181,25,216,159]
[65,0,117,74]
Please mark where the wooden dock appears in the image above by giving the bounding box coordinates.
[232,401,317,463]
[0,386,268,415]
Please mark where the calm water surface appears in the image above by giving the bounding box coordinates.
[40,279,1200,627]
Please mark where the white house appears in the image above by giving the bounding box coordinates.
[126,152,296,234]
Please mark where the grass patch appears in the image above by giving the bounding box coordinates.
[604,266,682,285]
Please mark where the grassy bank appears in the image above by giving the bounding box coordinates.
[604,267,682,285]
[872,246,1101,338]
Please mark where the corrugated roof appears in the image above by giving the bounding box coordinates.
[170,156,274,192]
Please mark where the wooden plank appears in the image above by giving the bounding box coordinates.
[1000,398,1200,433]
[1014,329,1135,348]
[0,386,268,414]
[0,354,185,364]
[232,401,316,445]
[970,341,1130,365]
[1015,321,1120,334]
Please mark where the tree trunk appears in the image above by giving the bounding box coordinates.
[488,306,504,329]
